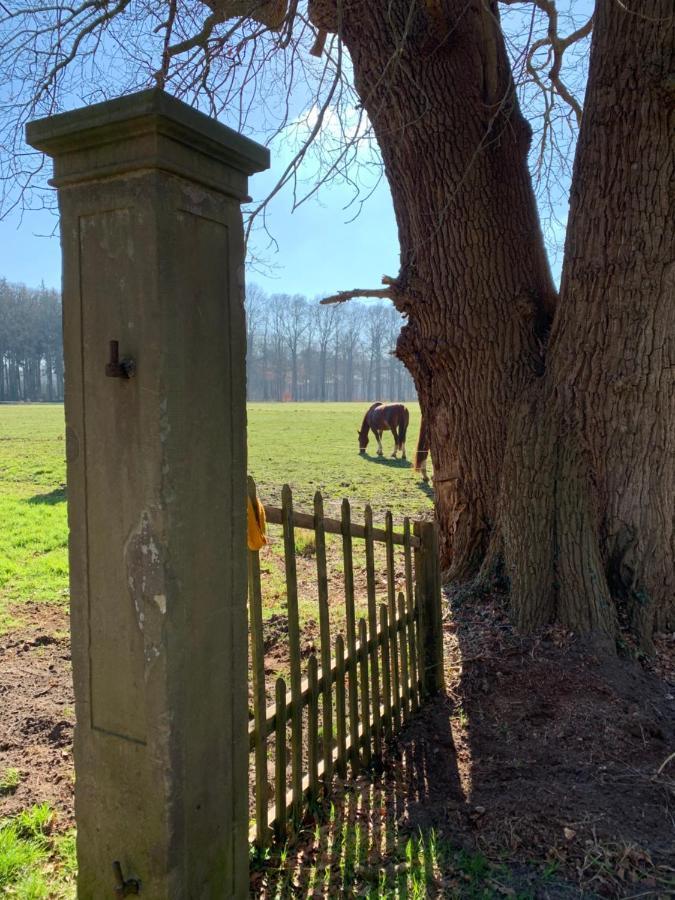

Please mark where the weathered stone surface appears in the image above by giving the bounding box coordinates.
[27,89,268,898]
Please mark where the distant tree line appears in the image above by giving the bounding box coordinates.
[0,279,417,405]
[0,279,63,402]
[246,285,417,402]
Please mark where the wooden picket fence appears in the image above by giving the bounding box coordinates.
[247,476,444,846]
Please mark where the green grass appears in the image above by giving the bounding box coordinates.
[247,402,431,521]
[0,405,69,631]
[0,804,75,898]
[0,767,21,795]
[251,810,552,899]
[0,402,432,634]
[0,402,433,893]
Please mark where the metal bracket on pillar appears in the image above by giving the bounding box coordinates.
[105,340,136,379]
[112,861,140,896]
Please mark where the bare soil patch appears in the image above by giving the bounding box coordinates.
[2,593,674,896]
[399,587,675,893]
[256,590,675,896]
[0,602,74,827]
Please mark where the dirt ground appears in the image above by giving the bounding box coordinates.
[400,589,675,894]
[2,593,674,896]
[0,603,74,826]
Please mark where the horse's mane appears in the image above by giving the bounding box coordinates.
[359,401,382,436]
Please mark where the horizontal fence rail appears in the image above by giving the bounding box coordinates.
[247,477,443,847]
[262,503,422,549]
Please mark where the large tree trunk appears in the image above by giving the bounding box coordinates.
[336,0,557,576]
[316,0,673,643]
[497,0,674,646]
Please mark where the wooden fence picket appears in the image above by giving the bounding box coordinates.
[385,512,401,731]
[403,518,420,713]
[246,488,443,844]
[380,603,392,740]
[358,618,371,767]
[335,634,347,778]
[397,591,411,721]
[274,677,287,842]
[307,655,320,803]
[314,492,333,786]
[247,477,269,846]
[281,485,303,821]
[341,499,360,775]
[364,506,382,759]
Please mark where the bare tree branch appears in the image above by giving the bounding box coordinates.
[321,287,394,306]
[501,0,593,127]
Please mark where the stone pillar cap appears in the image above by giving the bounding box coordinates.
[26,88,270,194]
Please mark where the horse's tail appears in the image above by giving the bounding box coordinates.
[414,415,429,471]
[401,406,410,443]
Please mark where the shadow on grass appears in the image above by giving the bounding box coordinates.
[250,704,474,897]
[416,480,434,500]
[363,453,435,500]
[26,486,66,505]
[363,454,413,471]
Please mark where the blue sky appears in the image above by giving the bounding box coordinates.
[0,142,400,297]
[0,0,593,295]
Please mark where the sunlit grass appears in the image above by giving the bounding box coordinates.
[251,806,522,899]
[247,402,431,522]
[0,767,21,795]
[0,804,76,898]
[0,406,69,630]
[0,403,432,634]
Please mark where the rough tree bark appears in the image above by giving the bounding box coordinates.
[497,0,674,646]
[320,0,558,576]
[311,0,673,644]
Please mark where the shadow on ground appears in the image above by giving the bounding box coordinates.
[362,454,435,500]
[416,479,434,500]
[26,486,66,505]
[252,589,675,898]
[251,708,472,896]
[363,453,412,471]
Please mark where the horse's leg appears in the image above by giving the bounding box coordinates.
[391,422,399,458]
[375,429,383,456]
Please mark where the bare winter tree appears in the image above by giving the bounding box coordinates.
[341,303,366,401]
[315,301,338,402]
[243,285,415,400]
[1,0,672,647]
[245,282,267,398]
[279,293,309,400]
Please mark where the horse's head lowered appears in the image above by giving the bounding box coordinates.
[358,427,369,454]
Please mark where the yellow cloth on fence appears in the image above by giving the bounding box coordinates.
[247,496,267,551]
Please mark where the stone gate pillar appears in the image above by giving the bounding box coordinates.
[27,90,269,898]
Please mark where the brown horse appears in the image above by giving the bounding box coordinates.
[413,415,431,481]
[358,402,409,459]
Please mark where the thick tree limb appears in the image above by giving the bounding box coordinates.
[320,287,394,306]
[202,0,288,30]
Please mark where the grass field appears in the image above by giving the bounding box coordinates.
[0,402,440,897]
[0,402,433,634]
[3,404,670,898]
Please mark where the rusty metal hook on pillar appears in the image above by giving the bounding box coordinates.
[112,860,140,895]
[105,340,136,379]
